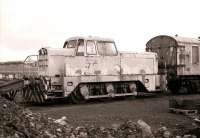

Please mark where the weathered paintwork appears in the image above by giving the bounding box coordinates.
[37,36,158,99]
[38,48,73,77]
[62,37,158,96]
[146,35,200,76]
[64,52,157,92]
[146,35,200,92]
[120,52,157,90]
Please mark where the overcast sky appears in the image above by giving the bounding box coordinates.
[0,0,200,61]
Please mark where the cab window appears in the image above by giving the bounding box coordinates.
[97,41,117,56]
[192,46,199,64]
[67,40,77,48]
[63,40,77,48]
[76,39,85,56]
[86,40,97,55]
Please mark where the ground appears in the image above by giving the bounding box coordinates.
[29,94,200,135]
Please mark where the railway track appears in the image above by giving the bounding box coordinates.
[0,78,159,104]
[0,78,193,105]
[0,78,47,104]
[0,79,24,100]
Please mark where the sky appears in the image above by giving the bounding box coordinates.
[0,0,200,61]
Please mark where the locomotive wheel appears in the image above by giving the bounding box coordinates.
[129,83,137,96]
[70,92,79,104]
[178,86,189,94]
[70,91,85,104]
[69,88,86,104]
[79,84,89,99]
[177,81,195,94]
[106,83,114,97]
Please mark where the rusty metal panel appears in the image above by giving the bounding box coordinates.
[146,35,178,75]
[65,56,120,77]
[177,44,200,75]
[147,35,200,76]
[174,36,200,45]
[120,52,157,91]
[47,55,65,76]
[64,52,158,92]
[64,55,121,94]
[38,48,71,77]
[120,52,157,75]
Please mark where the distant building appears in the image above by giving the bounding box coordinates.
[0,61,38,79]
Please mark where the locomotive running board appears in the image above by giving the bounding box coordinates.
[85,93,136,99]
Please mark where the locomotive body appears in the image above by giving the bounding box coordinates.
[146,35,200,93]
[36,36,158,102]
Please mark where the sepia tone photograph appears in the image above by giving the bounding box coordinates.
[1,0,200,137]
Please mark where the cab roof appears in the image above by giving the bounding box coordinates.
[65,36,115,42]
